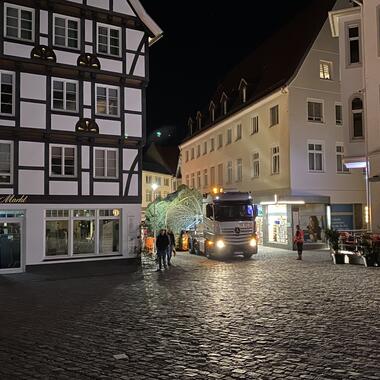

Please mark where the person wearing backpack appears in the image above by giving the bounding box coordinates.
[293,225,304,260]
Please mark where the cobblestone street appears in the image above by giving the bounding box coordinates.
[0,247,379,380]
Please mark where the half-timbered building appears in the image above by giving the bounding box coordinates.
[0,0,162,273]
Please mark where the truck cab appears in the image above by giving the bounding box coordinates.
[190,189,258,259]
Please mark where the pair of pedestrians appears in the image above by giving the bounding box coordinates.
[155,229,175,271]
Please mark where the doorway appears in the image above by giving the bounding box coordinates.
[0,219,23,274]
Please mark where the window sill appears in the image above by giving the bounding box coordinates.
[3,36,35,46]
[53,45,81,54]
[49,176,78,180]
[95,114,121,120]
[43,253,122,261]
[269,123,278,128]
[96,52,123,61]
[308,171,325,174]
[307,119,324,124]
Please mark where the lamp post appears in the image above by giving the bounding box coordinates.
[151,183,159,253]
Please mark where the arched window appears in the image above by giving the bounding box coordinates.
[351,97,363,138]
[187,117,193,135]
[220,93,228,115]
[209,102,215,122]
[196,112,202,130]
[239,79,247,103]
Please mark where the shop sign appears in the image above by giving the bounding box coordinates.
[0,195,28,204]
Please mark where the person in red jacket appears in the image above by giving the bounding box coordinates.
[293,225,304,260]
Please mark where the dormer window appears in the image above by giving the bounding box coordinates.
[196,112,202,130]
[187,117,194,135]
[209,101,215,122]
[239,79,247,103]
[220,93,228,116]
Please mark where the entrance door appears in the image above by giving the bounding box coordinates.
[0,221,22,274]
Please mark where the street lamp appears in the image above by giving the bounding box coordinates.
[151,183,159,253]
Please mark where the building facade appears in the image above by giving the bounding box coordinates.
[329,0,380,233]
[0,0,162,273]
[179,0,366,249]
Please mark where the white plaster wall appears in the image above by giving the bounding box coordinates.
[126,53,134,73]
[128,174,138,196]
[84,82,91,106]
[40,37,48,45]
[82,146,90,169]
[93,182,119,195]
[126,29,144,51]
[21,74,46,100]
[19,142,44,167]
[98,58,123,73]
[51,114,77,132]
[0,189,13,194]
[0,120,15,127]
[49,181,78,195]
[125,113,142,137]
[96,119,121,135]
[134,56,145,77]
[82,172,90,195]
[4,42,31,58]
[40,10,48,34]
[114,1,136,16]
[20,103,46,129]
[87,0,109,9]
[123,148,138,171]
[55,51,79,66]
[84,109,92,118]
[85,20,93,43]
[19,170,44,194]
[125,88,142,112]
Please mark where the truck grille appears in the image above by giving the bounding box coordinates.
[221,227,253,245]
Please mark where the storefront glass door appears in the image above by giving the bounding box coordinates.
[0,221,22,273]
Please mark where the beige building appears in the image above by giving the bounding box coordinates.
[329,0,380,232]
[179,0,366,249]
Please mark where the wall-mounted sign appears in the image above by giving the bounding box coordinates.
[0,195,28,204]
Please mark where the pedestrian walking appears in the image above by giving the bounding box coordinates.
[155,229,170,271]
[167,228,175,266]
[293,225,304,260]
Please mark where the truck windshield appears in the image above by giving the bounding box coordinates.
[214,203,254,221]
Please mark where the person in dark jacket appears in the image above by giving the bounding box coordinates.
[156,229,170,271]
[166,229,175,266]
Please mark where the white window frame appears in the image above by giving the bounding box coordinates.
[95,84,120,117]
[94,147,118,179]
[307,98,324,123]
[236,124,242,141]
[336,143,350,174]
[347,24,361,65]
[53,13,80,50]
[307,140,325,173]
[0,70,15,116]
[0,140,13,185]
[4,3,35,42]
[319,60,332,80]
[252,152,259,178]
[335,102,343,126]
[49,144,77,178]
[96,22,121,57]
[236,159,242,182]
[271,146,280,175]
[251,115,259,135]
[269,105,279,127]
[51,78,78,113]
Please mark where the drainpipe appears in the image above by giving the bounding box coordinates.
[352,0,371,231]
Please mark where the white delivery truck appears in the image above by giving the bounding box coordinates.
[189,189,258,259]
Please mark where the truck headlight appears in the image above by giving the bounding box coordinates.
[216,239,225,249]
[249,237,257,247]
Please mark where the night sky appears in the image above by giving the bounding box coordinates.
[142,0,314,144]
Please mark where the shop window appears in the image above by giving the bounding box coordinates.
[268,204,288,244]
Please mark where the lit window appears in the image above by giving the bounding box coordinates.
[52,79,78,112]
[270,105,279,127]
[5,4,34,42]
[96,85,119,116]
[308,142,324,172]
[164,178,169,186]
[308,100,323,122]
[94,148,118,178]
[53,14,80,49]
[146,190,152,202]
[319,61,332,80]
[50,145,76,177]
[97,23,121,56]
[145,175,152,184]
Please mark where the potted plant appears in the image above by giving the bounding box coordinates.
[325,228,345,264]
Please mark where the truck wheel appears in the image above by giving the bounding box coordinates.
[205,242,213,259]
[243,252,253,259]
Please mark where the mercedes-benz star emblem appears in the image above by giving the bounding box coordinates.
[234,227,240,234]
